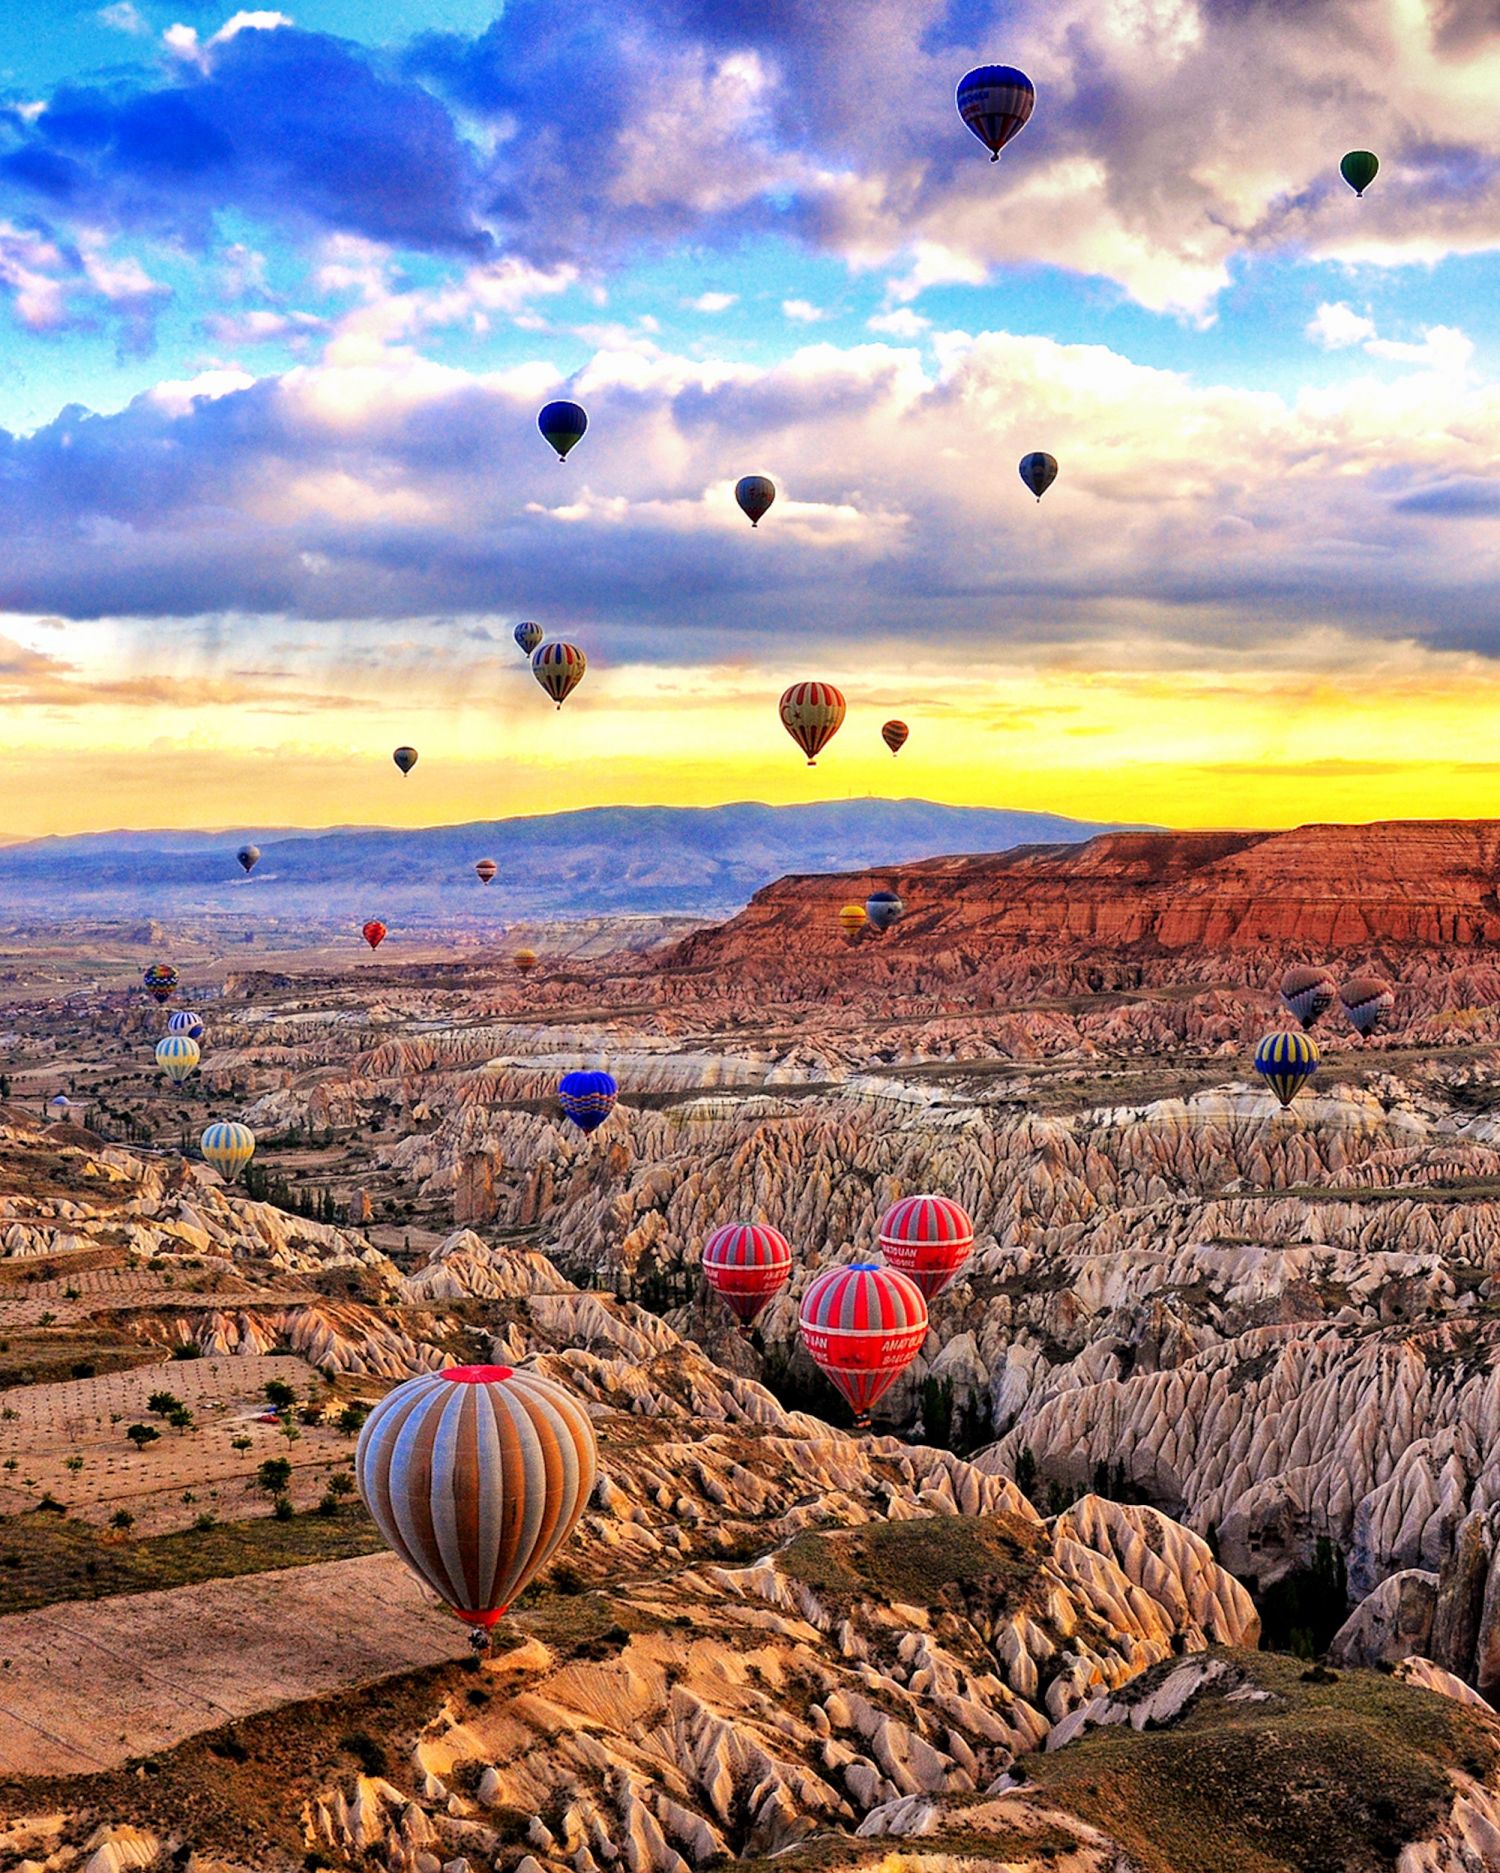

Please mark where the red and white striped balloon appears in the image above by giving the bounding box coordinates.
[702,1222,793,1330]
[878,1194,975,1301]
[798,1262,928,1424]
[356,1365,596,1636]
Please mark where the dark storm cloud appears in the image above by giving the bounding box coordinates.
[1394,478,1500,515]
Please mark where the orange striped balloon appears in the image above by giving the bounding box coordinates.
[779,681,846,765]
[881,719,908,756]
[356,1365,597,1635]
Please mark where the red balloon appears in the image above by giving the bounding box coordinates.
[702,1222,792,1331]
[798,1262,927,1425]
[878,1195,975,1301]
[362,921,387,950]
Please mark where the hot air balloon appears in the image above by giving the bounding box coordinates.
[475,859,497,886]
[168,1010,204,1041]
[881,720,909,756]
[142,962,179,1005]
[779,682,846,765]
[515,621,544,656]
[839,903,868,938]
[514,948,539,975]
[702,1222,793,1332]
[798,1262,928,1427]
[1341,150,1379,197]
[865,890,903,933]
[1341,975,1395,1037]
[1253,1030,1320,1110]
[1281,965,1337,1031]
[558,1069,617,1134]
[200,1120,255,1180]
[356,1365,597,1644]
[735,475,776,528]
[155,1034,200,1085]
[538,400,588,461]
[362,920,387,950]
[878,1195,975,1301]
[48,1094,72,1122]
[237,845,260,874]
[532,642,586,708]
[1019,452,1058,502]
[393,746,418,776]
[956,64,1035,161]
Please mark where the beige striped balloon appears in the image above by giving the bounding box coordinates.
[356,1365,597,1633]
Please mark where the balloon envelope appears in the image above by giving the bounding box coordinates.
[356,1365,597,1631]
[838,903,868,937]
[237,845,260,874]
[878,1195,975,1301]
[201,1120,255,1180]
[558,1069,617,1134]
[1253,1030,1319,1109]
[1280,965,1337,1030]
[475,859,497,885]
[539,400,588,460]
[735,475,776,527]
[142,962,179,1005]
[956,64,1035,159]
[514,621,544,656]
[1341,975,1395,1037]
[156,1034,201,1085]
[168,1010,204,1040]
[779,681,846,765]
[1341,150,1379,196]
[362,920,387,950]
[1019,451,1058,501]
[798,1262,928,1422]
[532,642,587,708]
[865,890,904,933]
[393,746,418,776]
[881,719,909,756]
[702,1222,793,1328]
[514,948,539,974]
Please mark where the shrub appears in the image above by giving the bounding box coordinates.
[257,1457,292,1494]
[264,1379,296,1410]
[126,1423,160,1449]
[272,1495,294,1521]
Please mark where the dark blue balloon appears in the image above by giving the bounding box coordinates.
[538,400,588,460]
[558,1069,617,1134]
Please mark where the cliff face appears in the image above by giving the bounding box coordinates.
[665,821,1500,971]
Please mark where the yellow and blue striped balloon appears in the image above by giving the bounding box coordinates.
[200,1120,255,1181]
[1252,1029,1319,1109]
[155,1034,200,1085]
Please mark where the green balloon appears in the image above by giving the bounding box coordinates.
[1340,150,1379,197]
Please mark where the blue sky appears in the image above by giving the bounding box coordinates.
[4,0,1500,835]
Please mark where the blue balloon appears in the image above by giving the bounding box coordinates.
[539,400,588,461]
[956,65,1036,161]
[558,1070,617,1134]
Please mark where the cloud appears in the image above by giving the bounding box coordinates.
[781,298,827,322]
[866,307,930,339]
[1306,301,1376,349]
[98,3,148,33]
[689,291,737,312]
[0,219,167,354]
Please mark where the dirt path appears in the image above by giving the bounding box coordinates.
[0,1552,468,1777]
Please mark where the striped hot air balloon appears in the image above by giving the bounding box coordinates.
[798,1262,928,1426]
[839,903,868,938]
[514,948,539,975]
[514,621,544,656]
[356,1365,597,1643]
[881,720,909,756]
[1281,965,1337,1031]
[155,1034,200,1085]
[878,1195,975,1301]
[200,1120,255,1180]
[702,1222,793,1331]
[1341,975,1395,1038]
[362,920,387,950]
[735,475,776,528]
[532,641,587,708]
[956,64,1035,161]
[142,962,179,1005]
[1252,1030,1320,1110]
[475,859,497,885]
[779,681,846,765]
[168,1010,204,1041]
[558,1070,617,1134]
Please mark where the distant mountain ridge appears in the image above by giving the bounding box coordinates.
[0,800,1142,926]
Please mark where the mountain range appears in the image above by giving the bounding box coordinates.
[0,799,1139,927]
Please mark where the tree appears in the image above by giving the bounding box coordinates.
[257,1456,292,1494]
[337,1402,369,1436]
[1014,1446,1039,1504]
[125,1423,160,1449]
[264,1379,296,1411]
[110,1508,134,1531]
[147,1390,184,1418]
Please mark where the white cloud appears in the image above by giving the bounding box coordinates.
[782,299,828,323]
[689,292,738,313]
[163,9,290,69]
[98,2,147,33]
[1366,325,1474,376]
[1306,302,1376,350]
[866,308,930,339]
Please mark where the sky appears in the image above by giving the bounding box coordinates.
[4,0,1500,837]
